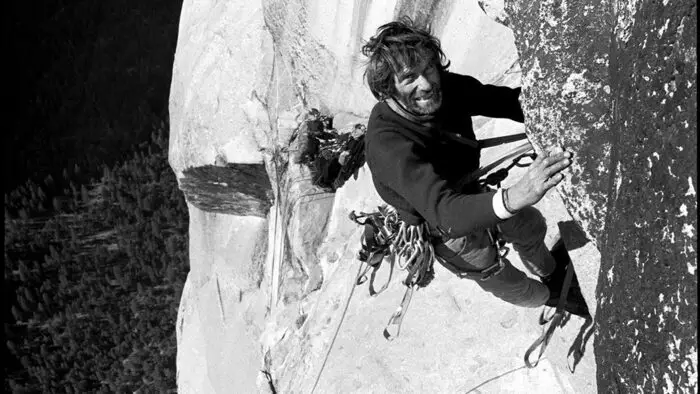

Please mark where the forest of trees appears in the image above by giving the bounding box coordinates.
[6,0,185,390]
[4,121,189,392]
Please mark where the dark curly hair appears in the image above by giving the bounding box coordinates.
[361,16,451,101]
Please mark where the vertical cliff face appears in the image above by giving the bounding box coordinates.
[498,0,697,391]
[169,0,696,392]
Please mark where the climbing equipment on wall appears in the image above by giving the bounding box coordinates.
[296,110,367,192]
[349,206,436,340]
[525,242,591,368]
[524,260,576,368]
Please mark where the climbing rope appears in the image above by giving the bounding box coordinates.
[310,261,364,394]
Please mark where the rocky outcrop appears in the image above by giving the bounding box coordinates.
[495,1,697,391]
[169,0,696,393]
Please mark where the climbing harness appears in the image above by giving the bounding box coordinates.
[432,227,510,282]
[523,260,575,368]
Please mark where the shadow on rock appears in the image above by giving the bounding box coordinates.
[557,220,590,251]
[567,315,595,373]
[553,221,596,373]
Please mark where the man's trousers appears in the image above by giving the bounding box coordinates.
[434,207,556,308]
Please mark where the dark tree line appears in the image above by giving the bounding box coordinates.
[5,122,189,393]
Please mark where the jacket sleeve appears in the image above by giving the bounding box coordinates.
[459,74,525,122]
[368,128,503,237]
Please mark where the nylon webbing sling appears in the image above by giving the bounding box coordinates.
[523,260,576,368]
[433,242,506,281]
[477,132,528,148]
[456,141,534,190]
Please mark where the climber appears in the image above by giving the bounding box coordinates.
[360,16,588,317]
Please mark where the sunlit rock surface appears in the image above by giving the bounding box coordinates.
[169,0,696,393]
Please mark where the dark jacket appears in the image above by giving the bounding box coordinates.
[365,71,524,238]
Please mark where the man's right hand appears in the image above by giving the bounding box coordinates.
[506,151,572,212]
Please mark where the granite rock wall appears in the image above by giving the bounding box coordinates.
[497,0,697,391]
[169,0,696,392]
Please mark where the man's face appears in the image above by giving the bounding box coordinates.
[392,62,442,116]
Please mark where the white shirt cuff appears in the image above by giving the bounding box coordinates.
[493,188,516,220]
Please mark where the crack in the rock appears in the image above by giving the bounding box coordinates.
[260,369,277,394]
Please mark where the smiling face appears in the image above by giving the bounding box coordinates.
[392,61,443,116]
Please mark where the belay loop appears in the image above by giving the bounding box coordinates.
[480,227,509,281]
